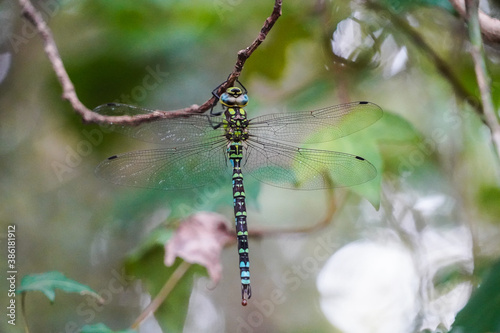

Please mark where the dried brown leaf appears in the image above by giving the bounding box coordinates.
[164,212,234,284]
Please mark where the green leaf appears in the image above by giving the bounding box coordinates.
[125,214,230,331]
[451,259,500,333]
[363,111,421,143]
[245,14,313,80]
[17,271,102,303]
[372,111,423,176]
[315,111,420,208]
[126,226,176,264]
[125,239,206,332]
[80,323,137,333]
[381,0,454,13]
[477,186,500,224]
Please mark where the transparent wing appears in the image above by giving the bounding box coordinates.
[94,103,224,146]
[248,101,382,144]
[95,139,232,190]
[242,138,377,189]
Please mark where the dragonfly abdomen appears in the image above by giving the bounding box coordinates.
[228,141,252,305]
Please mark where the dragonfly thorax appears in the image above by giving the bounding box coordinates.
[223,107,249,142]
[220,87,249,107]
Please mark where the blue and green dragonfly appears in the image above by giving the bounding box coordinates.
[94,81,383,306]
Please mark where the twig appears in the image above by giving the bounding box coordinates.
[20,292,30,333]
[213,0,283,105]
[365,1,483,116]
[465,0,500,158]
[449,0,500,43]
[130,261,192,329]
[18,0,282,125]
[250,178,344,237]
[233,0,283,74]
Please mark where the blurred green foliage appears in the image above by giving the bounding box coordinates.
[125,236,206,333]
[2,0,500,332]
[451,259,500,333]
[18,271,101,303]
[80,323,137,333]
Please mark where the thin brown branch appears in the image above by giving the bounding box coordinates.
[18,0,95,120]
[366,1,483,116]
[249,187,345,237]
[213,0,283,97]
[235,1,283,73]
[21,293,30,333]
[465,0,500,158]
[18,0,282,125]
[449,0,500,43]
[131,261,192,329]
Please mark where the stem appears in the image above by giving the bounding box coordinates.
[366,1,483,116]
[21,292,30,333]
[131,261,192,329]
[250,185,345,237]
[449,0,500,43]
[465,0,500,159]
[17,0,282,125]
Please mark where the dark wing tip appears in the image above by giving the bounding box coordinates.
[355,156,366,161]
[93,103,113,113]
[108,155,118,160]
[358,101,384,121]
[93,102,125,113]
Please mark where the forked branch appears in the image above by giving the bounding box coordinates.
[449,0,500,43]
[18,0,282,125]
[465,0,500,158]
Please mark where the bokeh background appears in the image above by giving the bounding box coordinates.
[1,0,500,332]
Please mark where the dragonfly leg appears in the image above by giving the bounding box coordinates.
[210,80,227,116]
[211,80,226,100]
[210,107,223,117]
[211,76,247,100]
[209,95,223,116]
[206,115,223,129]
[236,78,247,94]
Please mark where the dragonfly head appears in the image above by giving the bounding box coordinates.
[220,87,249,107]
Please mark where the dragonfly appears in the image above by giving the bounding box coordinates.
[94,80,383,306]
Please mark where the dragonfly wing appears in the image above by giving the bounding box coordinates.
[95,140,231,190]
[248,101,382,144]
[242,138,377,189]
[94,103,224,146]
